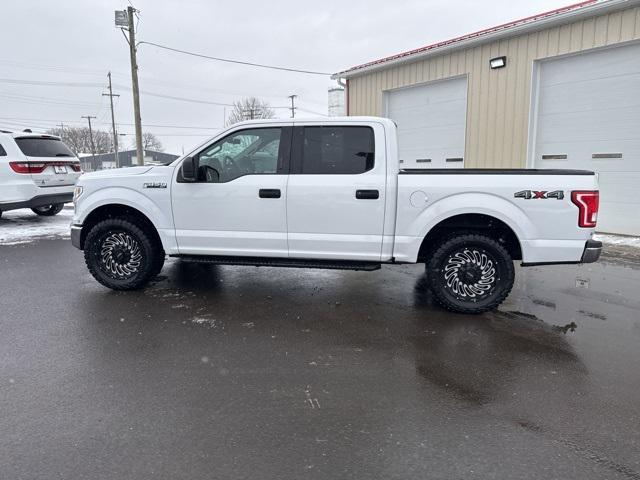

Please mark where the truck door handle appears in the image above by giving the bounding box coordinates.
[259,189,281,198]
[355,189,379,200]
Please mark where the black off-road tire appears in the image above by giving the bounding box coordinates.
[427,234,515,314]
[150,249,166,279]
[32,203,64,216]
[84,218,161,290]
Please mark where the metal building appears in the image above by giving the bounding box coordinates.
[332,0,640,234]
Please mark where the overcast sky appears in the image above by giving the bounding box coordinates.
[1,0,572,154]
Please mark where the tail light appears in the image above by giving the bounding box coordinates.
[9,162,46,174]
[9,161,81,174]
[571,191,599,228]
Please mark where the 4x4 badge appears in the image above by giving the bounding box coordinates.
[143,182,167,189]
[514,190,564,200]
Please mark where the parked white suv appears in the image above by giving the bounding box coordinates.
[0,130,82,218]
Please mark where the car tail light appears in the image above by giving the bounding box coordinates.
[571,191,599,228]
[9,162,46,174]
[9,161,81,174]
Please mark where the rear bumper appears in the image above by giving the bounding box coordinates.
[581,239,602,264]
[521,239,602,266]
[71,225,83,250]
[0,192,73,212]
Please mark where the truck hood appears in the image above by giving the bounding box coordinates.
[82,166,154,179]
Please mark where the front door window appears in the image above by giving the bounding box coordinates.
[197,128,282,183]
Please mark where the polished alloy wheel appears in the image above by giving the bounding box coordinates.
[443,248,497,299]
[99,232,142,279]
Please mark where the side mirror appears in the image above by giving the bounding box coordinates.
[181,156,197,182]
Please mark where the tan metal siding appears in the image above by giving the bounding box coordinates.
[348,6,640,168]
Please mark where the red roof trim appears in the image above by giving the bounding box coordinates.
[338,0,598,75]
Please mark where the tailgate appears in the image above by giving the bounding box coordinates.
[13,136,81,187]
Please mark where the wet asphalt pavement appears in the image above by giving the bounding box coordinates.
[1,239,640,479]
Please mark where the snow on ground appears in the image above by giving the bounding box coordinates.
[0,206,74,245]
[594,233,640,248]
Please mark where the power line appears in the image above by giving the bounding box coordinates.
[0,92,100,108]
[1,59,128,77]
[0,116,223,130]
[113,82,294,108]
[2,62,328,105]
[0,121,49,132]
[298,107,329,117]
[1,76,325,111]
[132,89,235,107]
[138,41,332,76]
[0,75,236,107]
[0,78,104,88]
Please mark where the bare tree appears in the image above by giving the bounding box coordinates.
[46,127,113,155]
[133,132,164,152]
[226,97,275,125]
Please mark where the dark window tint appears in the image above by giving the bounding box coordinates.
[301,126,374,174]
[0,143,6,156]
[15,137,75,157]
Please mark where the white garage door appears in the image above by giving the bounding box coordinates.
[385,76,467,169]
[533,42,640,235]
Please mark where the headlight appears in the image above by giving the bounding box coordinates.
[73,186,83,203]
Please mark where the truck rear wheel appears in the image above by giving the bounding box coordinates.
[84,218,160,290]
[427,234,514,314]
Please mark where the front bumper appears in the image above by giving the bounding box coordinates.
[581,239,602,263]
[0,192,74,212]
[71,225,83,250]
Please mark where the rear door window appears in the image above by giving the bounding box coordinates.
[0,143,6,156]
[15,137,75,157]
[300,126,374,174]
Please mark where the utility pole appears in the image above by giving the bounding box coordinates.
[243,108,255,120]
[102,72,121,167]
[81,115,97,164]
[126,6,144,166]
[56,122,65,139]
[288,94,297,118]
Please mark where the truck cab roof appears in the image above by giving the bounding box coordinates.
[228,116,394,127]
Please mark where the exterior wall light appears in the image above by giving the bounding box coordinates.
[490,56,507,69]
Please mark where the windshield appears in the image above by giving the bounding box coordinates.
[15,137,75,158]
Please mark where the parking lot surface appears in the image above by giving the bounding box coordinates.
[1,237,640,479]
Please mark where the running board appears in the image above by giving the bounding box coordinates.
[173,255,381,271]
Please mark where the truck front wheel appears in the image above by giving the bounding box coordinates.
[84,218,160,290]
[427,234,514,314]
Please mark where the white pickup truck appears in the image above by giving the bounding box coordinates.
[71,117,601,313]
